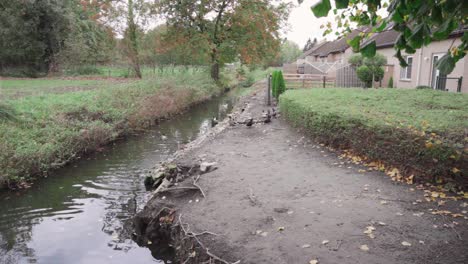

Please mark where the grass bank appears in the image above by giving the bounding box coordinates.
[0,71,224,189]
[280,88,468,190]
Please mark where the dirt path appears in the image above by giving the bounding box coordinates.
[137,83,468,264]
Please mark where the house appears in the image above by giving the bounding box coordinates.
[295,26,467,93]
[357,26,467,92]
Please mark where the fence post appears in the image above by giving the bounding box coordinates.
[302,75,305,88]
[267,74,271,106]
[436,76,440,90]
[323,76,326,88]
[458,77,463,93]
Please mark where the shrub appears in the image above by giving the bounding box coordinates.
[416,85,432,89]
[280,88,468,189]
[277,71,286,97]
[271,70,286,99]
[356,65,373,87]
[388,76,393,88]
[271,71,279,98]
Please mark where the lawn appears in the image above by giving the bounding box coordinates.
[280,88,468,189]
[0,78,112,99]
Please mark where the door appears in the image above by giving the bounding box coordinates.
[431,54,447,90]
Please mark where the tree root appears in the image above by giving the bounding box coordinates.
[177,214,240,264]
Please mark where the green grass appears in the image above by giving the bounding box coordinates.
[0,79,107,99]
[280,88,467,132]
[280,88,468,189]
[0,70,224,188]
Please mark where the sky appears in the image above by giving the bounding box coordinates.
[284,0,336,49]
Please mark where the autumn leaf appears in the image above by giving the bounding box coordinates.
[360,244,370,251]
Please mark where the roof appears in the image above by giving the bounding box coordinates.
[301,28,368,58]
[298,41,329,59]
[325,28,364,54]
[366,29,400,49]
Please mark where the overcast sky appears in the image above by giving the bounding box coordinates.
[284,0,336,48]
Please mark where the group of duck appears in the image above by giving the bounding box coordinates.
[211,107,277,128]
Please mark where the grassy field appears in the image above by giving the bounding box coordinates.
[280,88,468,189]
[0,70,228,188]
[0,78,119,99]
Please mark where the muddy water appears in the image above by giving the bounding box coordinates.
[0,91,240,264]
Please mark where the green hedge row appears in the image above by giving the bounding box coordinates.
[280,88,467,190]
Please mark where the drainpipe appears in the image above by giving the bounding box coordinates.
[416,46,424,86]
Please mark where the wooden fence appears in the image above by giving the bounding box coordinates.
[335,65,365,88]
[283,74,335,89]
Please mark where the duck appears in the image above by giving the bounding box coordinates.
[264,110,271,124]
[229,115,237,126]
[211,117,218,127]
[246,117,254,127]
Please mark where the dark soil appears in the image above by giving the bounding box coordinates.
[135,82,468,264]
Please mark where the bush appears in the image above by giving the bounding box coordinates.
[416,85,432,89]
[356,65,373,87]
[280,88,468,189]
[271,71,279,98]
[240,75,255,87]
[373,67,384,82]
[388,76,394,88]
[271,70,286,99]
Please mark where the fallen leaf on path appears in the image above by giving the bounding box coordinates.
[377,221,386,226]
[278,227,285,232]
[401,241,411,246]
[380,201,388,205]
[302,244,311,248]
[309,260,319,264]
[322,240,329,245]
[360,245,370,251]
[419,240,425,244]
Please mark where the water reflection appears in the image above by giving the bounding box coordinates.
[0,92,238,264]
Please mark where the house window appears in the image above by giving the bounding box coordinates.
[400,56,413,80]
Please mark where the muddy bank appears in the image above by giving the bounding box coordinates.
[135,83,468,264]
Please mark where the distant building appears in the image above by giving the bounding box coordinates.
[292,26,467,93]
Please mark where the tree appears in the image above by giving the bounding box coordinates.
[303,37,318,52]
[280,40,302,65]
[125,0,142,78]
[349,53,387,88]
[303,38,312,51]
[158,0,290,80]
[304,0,468,74]
[0,0,72,76]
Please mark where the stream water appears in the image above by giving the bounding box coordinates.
[0,91,239,264]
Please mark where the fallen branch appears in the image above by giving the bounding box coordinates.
[178,214,239,264]
[193,175,206,198]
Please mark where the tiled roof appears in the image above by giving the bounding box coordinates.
[298,41,329,59]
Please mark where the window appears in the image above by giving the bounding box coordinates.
[400,56,413,80]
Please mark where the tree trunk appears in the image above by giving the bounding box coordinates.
[210,49,220,80]
[128,0,142,79]
[211,62,219,80]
